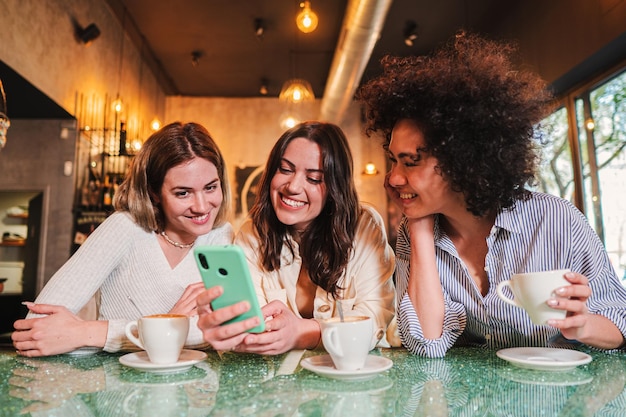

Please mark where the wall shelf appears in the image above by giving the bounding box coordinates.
[0,241,25,247]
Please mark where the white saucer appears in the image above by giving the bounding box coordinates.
[300,354,393,381]
[119,349,207,374]
[496,347,592,371]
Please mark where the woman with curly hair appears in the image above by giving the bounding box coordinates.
[357,32,626,357]
[197,121,396,354]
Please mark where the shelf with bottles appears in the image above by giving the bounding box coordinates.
[75,119,135,212]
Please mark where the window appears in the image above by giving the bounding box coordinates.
[537,67,626,282]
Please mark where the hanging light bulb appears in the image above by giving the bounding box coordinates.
[279,110,302,130]
[585,118,595,131]
[296,1,318,33]
[150,116,161,131]
[112,96,124,113]
[279,79,315,104]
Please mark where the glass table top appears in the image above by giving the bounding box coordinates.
[1,345,625,416]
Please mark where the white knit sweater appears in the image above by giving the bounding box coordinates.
[31,211,234,352]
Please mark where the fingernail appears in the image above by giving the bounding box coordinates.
[555,287,566,295]
[547,320,557,326]
[547,298,558,306]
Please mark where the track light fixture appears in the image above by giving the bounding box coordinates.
[78,23,101,46]
[403,21,418,47]
[254,18,265,39]
[259,78,269,95]
[191,51,202,67]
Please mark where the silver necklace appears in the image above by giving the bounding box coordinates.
[160,231,195,249]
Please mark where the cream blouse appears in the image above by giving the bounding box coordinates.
[235,204,396,349]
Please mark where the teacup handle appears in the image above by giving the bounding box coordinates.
[496,280,522,307]
[125,320,145,350]
[322,327,344,358]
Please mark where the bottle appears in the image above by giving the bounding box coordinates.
[102,175,112,206]
[119,121,127,155]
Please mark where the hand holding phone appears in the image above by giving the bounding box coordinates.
[194,245,265,333]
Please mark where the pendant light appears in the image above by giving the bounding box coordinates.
[279,79,315,104]
[296,1,318,33]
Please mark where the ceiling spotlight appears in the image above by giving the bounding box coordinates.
[191,50,202,67]
[296,1,318,34]
[78,22,101,46]
[254,18,265,39]
[259,78,269,95]
[403,21,418,47]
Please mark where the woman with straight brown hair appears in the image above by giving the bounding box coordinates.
[13,121,233,357]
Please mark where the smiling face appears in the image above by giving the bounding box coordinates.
[386,119,462,219]
[158,157,223,243]
[270,137,328,232]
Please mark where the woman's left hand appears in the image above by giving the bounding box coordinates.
[235,300,320,355]
[547,271,625,349]
[546,271,592,340]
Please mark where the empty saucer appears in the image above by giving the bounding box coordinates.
[496,347,592,371]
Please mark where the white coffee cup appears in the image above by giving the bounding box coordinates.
[125,314,189,364]
[320,316,373,371]
[496,269,571,325]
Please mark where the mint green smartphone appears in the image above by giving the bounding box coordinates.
[194,244,265,333]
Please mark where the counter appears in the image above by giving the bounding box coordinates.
[1,346,625,416]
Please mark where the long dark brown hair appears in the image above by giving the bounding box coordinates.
[249,121,360,297]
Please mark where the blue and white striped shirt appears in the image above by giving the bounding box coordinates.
[395,191,626,357]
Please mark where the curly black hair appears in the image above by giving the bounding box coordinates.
[357,31,555,216]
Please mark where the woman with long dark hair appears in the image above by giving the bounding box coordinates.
[197,121,396,354]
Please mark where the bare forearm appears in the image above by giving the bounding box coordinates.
[576,314,625,350]
[408,222,444,339]
[297,318,321,350]
[77,320,108,348]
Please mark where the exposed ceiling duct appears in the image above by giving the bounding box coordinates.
[319,0,393,124]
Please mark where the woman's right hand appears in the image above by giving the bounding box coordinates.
[169,282,206,317]
[196,286,262,351]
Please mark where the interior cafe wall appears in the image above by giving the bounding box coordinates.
[0,0,167,289]
[0,0,389,288]
[165,97,389,230]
